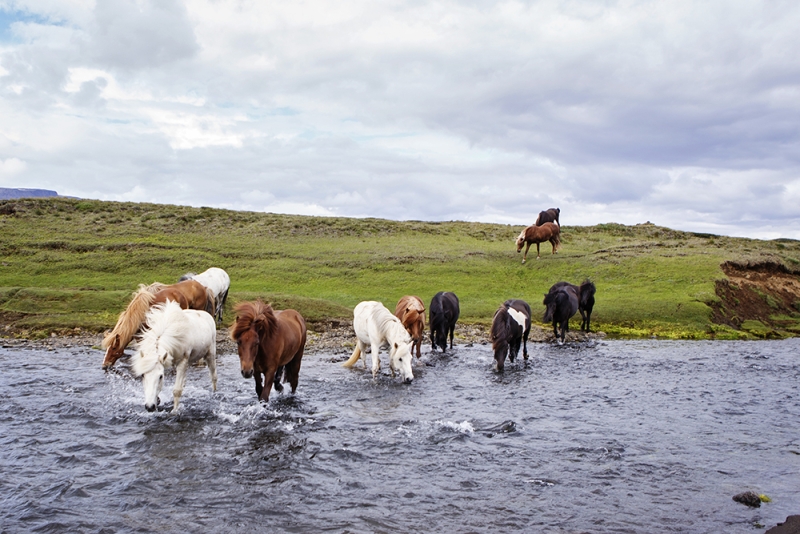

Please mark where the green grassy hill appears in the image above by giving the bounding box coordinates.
[1,197,799,339]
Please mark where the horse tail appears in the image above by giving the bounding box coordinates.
[552,227,561,250]
[342,344,362,368]
[204,288,215,316]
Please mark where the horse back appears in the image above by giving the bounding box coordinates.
[264,309,307,365]
[504,299,531,327]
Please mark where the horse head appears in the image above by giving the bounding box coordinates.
[101,334,124,370]
[140,360,165,412]
[230,301,276,379]
[490,310,510,372]
[515,230,526,252]
[389,341,414,384]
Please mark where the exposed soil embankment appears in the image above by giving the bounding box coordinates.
[712,261,800,336]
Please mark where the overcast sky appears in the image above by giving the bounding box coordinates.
[1,1,799,238]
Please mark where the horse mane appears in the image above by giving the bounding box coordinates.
[491,306,510,347]
[131,300,187,376]
[372,305,410,344]
[579,280,596,306]
[102,282,165,349]
[229,300,278,340]
[543,289,566,322]
[179,272,196,282]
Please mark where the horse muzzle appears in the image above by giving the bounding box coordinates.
[242,369,254,379]
[145,403,157,412]
[403,376,413,384]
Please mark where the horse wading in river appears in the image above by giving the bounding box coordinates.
[131,300,217,413]
[430,291,460,352]
[543,283,579,344]
[102,280,215,370]
[549,280,596,332]
[515,222,560,264]
[490,299,532,372]
[343,301,414,383]
[395,295,425,359]
[230,301,307,402]
[179,267,231,324]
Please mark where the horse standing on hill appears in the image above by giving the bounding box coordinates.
[490,299,531,372]
[179,267,230,324]
[343,301,414,383]
[543,283,579,344]
[230,300,307,402]
[131,300,217,413]
[535,208,560,226]
[430,291,460,352]
[515,222,561,263]
[395,295,425,359]
[102,280,215,370]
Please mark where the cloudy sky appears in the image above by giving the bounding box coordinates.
[1,1,799,238]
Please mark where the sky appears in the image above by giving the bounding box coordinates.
[1,0,799,239]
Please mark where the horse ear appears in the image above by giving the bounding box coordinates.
[394,342,399,349]
[112,334,120,350]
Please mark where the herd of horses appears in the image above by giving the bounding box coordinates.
[103,207,597,412]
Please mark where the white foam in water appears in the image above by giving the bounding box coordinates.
[435,420,474,434]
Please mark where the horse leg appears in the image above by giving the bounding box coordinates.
[371,341,382,378]
[172,359,189,413]
[284,347,305,394]
[561,319,569,344]
[448,324,455,350]
[585,310,592,332]
[254,372,264,399]
[206,349,218,392]
[552,319,559,343]
[272,365,285,393]
[260,363,280,402]
[551,237,557,254]
[522,328,529,360]
[522,243,531,264]
[536,242,541,259]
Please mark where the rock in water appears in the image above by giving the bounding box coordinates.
[732,491,761,507]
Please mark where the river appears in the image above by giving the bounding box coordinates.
[1,339,798,533]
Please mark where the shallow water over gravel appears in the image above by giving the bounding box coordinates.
[1,339,799,533]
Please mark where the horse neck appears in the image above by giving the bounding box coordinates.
[103,289,157,348]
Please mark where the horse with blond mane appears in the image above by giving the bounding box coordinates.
[101,280,215,370]
[515,222,560,264]
[229,301,307,402]
[395,295,425,359]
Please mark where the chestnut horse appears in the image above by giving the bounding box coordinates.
[395,295,425,358]
[515,222,560,263]
[229,301,307,402]
[101,280,214,370]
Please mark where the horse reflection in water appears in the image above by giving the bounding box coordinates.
[230,301,307,402]
[131,300,217,413]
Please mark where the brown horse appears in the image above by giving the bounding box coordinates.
[101,280,214,370]
[515,222,560,263]
[229,300,307,402]
[395,295,425,358]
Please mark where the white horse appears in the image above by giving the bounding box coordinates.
[179,267,230,324]
[131,300,218,413]
[342,301,414,383]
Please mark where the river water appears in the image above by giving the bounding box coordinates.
[1,339,798,533]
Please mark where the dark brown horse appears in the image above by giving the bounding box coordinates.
[515,222,560,263]
[229,300,307,402]
[395,295,425,358]
[490,299,531,372]
[535,207,560,226]
[102,280,214,370]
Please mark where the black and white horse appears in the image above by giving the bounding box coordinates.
[430,291,460,352]
[490,299,531,372]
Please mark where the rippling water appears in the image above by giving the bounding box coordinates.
[1,339,799,533]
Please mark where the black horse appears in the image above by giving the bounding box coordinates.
[534,207,560,226]
[549,280,596,332]
[430,291,460,352]
[490,299,531,372]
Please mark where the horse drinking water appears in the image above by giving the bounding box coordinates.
[343,301,414,383]
[490,299,531,372]
[430,292,460,352]
[395,295,425,359]
[515,222,560,264]
[229,301,307,403]
[550,280,596,332]
[543,283,580,344]
[130,300,217,413]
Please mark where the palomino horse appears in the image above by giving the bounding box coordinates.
[543,283,579,344]
[131,300,217,413]
[550,280,596,332]
[343,301,414,383]
[230,301,307,402]
[490,299,531,372]
[430,291,460,352]
[102,280,214,370]
[179,267,230,324]
[515,222,560,263]
[534,208,560,226]
[395,295,425,359]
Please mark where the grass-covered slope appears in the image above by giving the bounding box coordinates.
[1,197,799,339]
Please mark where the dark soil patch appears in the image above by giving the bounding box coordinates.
[711,261,800,334]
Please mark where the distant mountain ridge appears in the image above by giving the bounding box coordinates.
[0,188,60,200]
